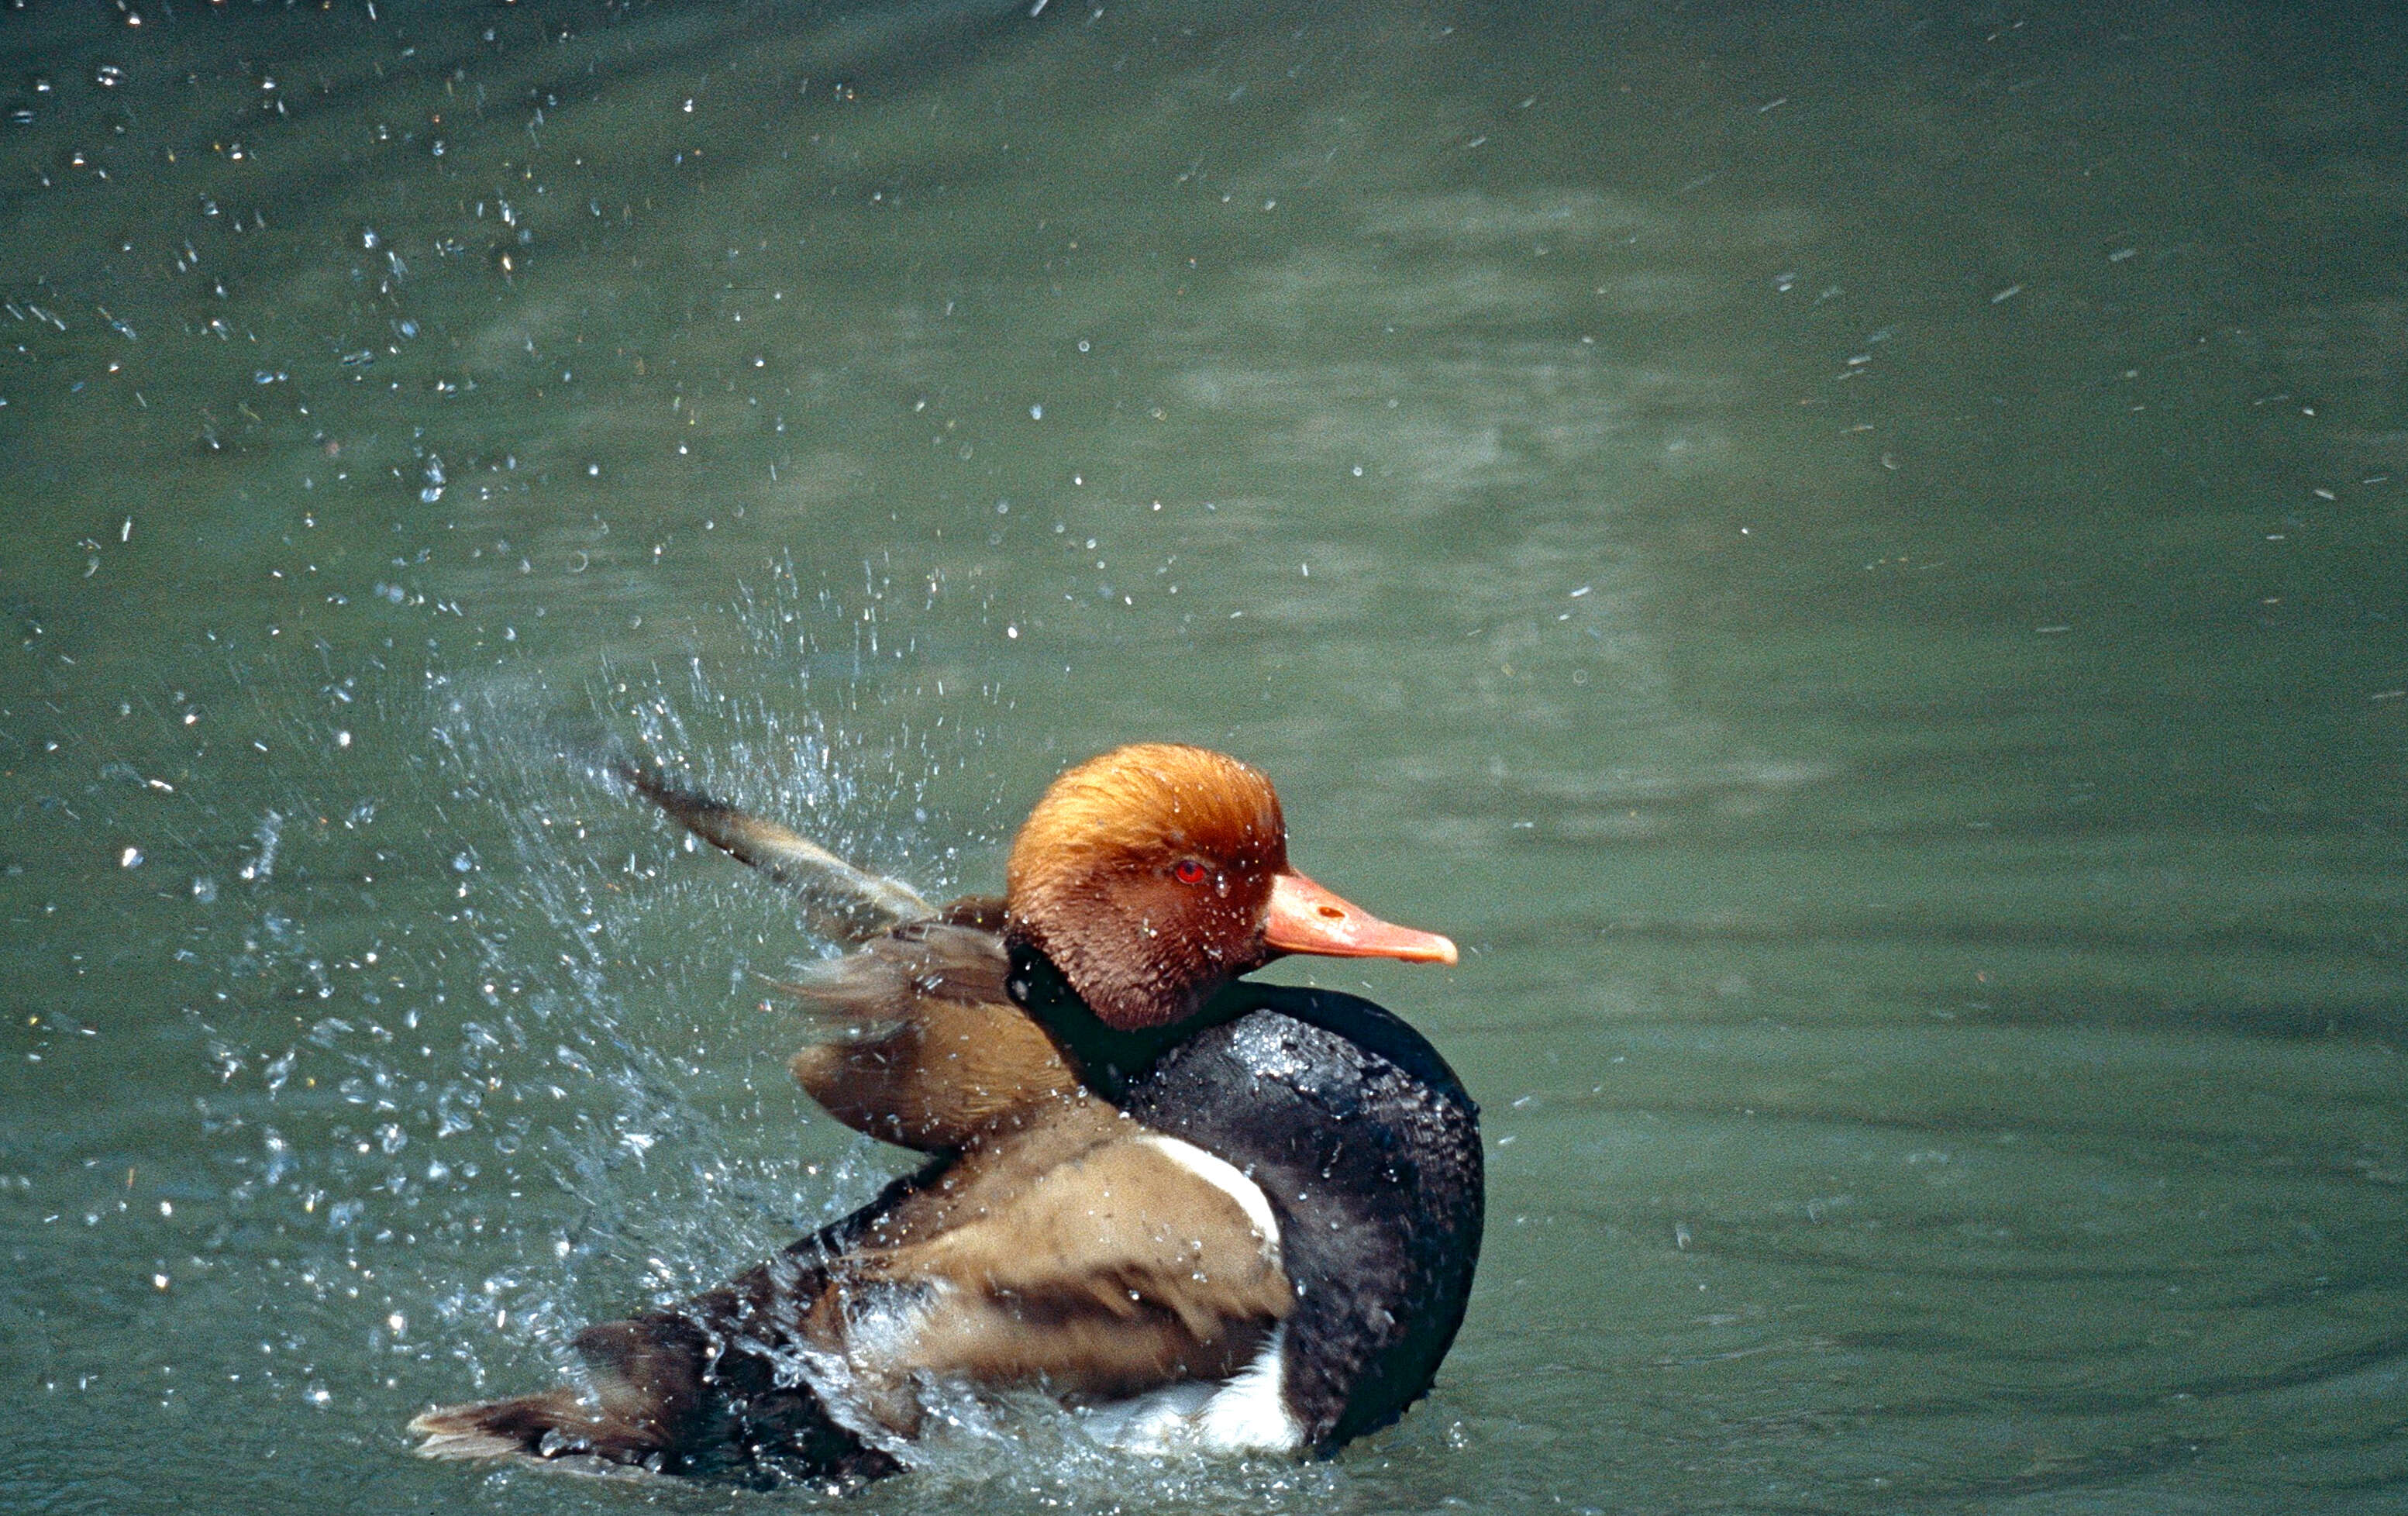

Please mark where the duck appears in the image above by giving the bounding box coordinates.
[409,742,1483,1483]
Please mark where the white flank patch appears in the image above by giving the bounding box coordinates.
[1136,1134,1283,1261]
[1192,1324,1301,1452]
[1080,1325,1302,1456]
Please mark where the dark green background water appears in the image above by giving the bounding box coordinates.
[4,2,2403,1511]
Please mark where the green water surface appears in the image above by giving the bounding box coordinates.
[2,2,2403,1511]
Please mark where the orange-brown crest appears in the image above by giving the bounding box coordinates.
[1005,743,1288,1029]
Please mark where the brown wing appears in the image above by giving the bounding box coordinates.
[618,762,1058,1151]
[824,1121,1295,1428]
[775,918,1080,1151]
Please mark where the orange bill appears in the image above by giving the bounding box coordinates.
[1263,871,1459,965]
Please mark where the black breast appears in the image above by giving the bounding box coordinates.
[1117,987,1484,1450]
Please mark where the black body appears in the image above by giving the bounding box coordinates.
[1120,988,1486,1447]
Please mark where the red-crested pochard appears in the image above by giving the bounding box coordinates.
[411,742,1482,1482]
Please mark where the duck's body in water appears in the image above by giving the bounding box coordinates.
[411,744,1483,1482]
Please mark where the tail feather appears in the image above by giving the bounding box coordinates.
[408,1314,711,1467]
[408,1309,902,1483]
[617,763,935,943]
[409,1390,615,1463]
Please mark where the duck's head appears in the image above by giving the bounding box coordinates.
[1004,742,1457,1030]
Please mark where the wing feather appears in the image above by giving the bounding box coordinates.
[621,763,934,942]
[846,1132,1294,1403]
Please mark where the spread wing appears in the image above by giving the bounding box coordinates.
[773,919,1079,1151]
[620,762,935,942]
[617,767,1073,1149]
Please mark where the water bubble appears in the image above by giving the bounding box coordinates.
[94,64,126,88]
[261,1130,293,1182]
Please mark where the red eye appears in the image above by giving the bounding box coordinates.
[1173,860,1209,884]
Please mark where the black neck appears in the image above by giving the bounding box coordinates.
[1006,942,1473,1109]
[1004,942,1250,1099]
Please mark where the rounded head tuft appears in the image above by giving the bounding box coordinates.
[1006,743,1288,1028]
